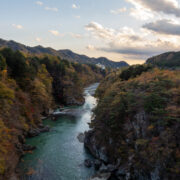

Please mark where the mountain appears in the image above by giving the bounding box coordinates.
[0,38,129,68]
[146,51,180,68]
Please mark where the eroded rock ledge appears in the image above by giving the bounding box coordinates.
[84,129,163,180]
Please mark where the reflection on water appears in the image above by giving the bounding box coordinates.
[19,83,99,180]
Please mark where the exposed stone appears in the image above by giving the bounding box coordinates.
[18,135,25,144]
[115,166,127,179]
[84,130,108,163]
[94,159,102,170]
[39,125,50,133]
[22,144,36,151]
[28,126,50,137]
[99,164,109,173]
[84,159,93,168]
[89,173,111,180]
[28,129,40,137]
[77,133,85,143]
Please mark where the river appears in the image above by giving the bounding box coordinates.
[19,83,99,180]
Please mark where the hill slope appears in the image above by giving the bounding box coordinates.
[0,38,129,68]
[0,48,106,179]
[146,51,180,68]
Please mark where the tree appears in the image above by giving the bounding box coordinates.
[0,54,7,71]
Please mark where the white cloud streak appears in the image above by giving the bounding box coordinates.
[110,8,127,14]
[35,37,41,42]
[70,33,83,39]
[72,4,79,9]
[12,24,23,29]
[36,1,43,6]
[45,7,58,12]
[49,30,60,36]
[143,19,180,35]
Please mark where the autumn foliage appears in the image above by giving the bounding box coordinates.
[92,66,180,179]
[0,48,105,178]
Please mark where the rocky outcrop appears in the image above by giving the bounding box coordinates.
[84,130,108,163]
[27,125,50,137]
[84,159,93,168]
[22,144,36,151]
[77,133,85,143]
[84,125,164,180]
[66,96,85,106]
[89,173,111,180]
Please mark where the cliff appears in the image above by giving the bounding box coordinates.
[85,65,180,179]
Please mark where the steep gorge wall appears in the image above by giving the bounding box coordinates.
[85,67,180,180]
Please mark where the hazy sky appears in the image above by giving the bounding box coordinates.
[1,0,180,64]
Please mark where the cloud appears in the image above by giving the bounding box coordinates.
[110,8,127,14]
[72,4,79,9]
[143,19,180,35]
[85,21,180,59]
[126,0,180,17]
[36,1,43,6]
[75,15,81,19]
[85,22,115,40]
[86,45,95,50]
[130,7,154,20]
[70,33,83,39]
[35,37,41,42]
[45,7,58,12]
[99,46,164,56]
[49,30,60,36]
[12,24,23,29]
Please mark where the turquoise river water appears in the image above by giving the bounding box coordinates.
[19,83,99,180]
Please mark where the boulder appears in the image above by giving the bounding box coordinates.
[39,125,50,133]
[28,129,40,137]
[18,135,25,144]
[89,173,111,180]
[22,144,36,151]
[115,166,127,178]
[106,164,117,172]
[99,164,109,173]
[77,133,85,143]
[84,159,93,168]
[28,126,50,137]
[94,159,102,170]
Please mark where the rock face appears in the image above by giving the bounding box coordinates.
[27,125,50,137]
[66,96,85,106]
[22,144,36,151]
[77,133,85,143]
[94,159,102,170]
[84,69,180,180]
[84,124,169,180]
[84,130,108,163]
[84,159,93,168]
[89,173,111,180]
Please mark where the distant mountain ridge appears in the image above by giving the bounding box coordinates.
[146,51,180,68]
[0,38,129,68]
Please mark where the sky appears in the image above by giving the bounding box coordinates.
[0,0,180,65]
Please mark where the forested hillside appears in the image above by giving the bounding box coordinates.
[85,65,180,180]
[146,51,180,68]
[0,48,105,179]
[0,39,129,68]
